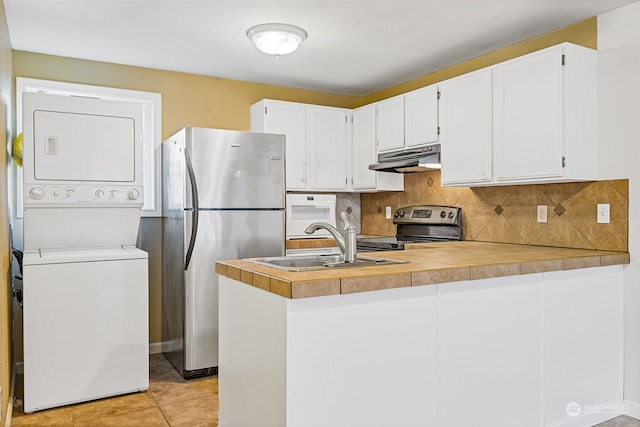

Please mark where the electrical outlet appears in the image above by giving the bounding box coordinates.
[537,205,547,223]
[385,206,392,219]
[597,203,610,224]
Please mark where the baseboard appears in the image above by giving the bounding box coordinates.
[625,400,640,420]
[149,341,164,355]
[545,401,626,427]
[5,364,16,427]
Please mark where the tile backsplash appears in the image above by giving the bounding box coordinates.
[336,193,362,234]
[361,170,628,252]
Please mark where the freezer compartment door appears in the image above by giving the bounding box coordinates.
[185,128,285,209]
[184,209,285,371]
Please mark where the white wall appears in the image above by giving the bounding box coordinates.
[598,1,640,417]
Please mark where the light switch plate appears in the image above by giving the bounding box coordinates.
[385,206,392,219]
[597,204,610,224]
[537,205,547,223]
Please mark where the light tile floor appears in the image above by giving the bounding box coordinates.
[596,415,640,427]
[10,356,640,427]
[11,354,218,426]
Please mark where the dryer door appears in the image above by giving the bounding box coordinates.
[33,110,135,182]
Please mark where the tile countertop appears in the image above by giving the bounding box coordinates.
[285,238,338,250]
[215,241,630,299]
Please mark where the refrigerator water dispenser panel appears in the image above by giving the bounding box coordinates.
[33,110,135,182]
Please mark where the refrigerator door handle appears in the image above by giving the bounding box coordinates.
[184,148,199,271]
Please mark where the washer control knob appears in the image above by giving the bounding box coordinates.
[66,189,75,198]
[95,189,105,198]
[127,189,140,200]
[110,190,118,198]
[29,187,44,200]
[53,191,60,197]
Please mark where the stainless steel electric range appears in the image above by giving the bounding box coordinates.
[357,205,462,251]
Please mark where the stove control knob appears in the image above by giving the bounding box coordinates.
[128,189,140,201]
[440,210,447,218]
[95,189,105,198]
[448,212,455,219]
[399,210,405,218]
[394,211,400,218]
[29,187,44,200]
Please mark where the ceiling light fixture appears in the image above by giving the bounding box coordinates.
[247,23,307,56]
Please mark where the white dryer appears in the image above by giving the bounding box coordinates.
[20,92,149,412]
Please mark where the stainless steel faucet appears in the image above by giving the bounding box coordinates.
[304,212,357,263]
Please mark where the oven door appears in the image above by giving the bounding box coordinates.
[286,194,336,239]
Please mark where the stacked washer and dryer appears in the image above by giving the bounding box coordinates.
[20,92,149,413]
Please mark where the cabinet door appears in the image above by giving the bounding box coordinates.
[494,46,563,181]
[405,85,439,147]
[263,101,308,190]
[542,268,623,425]
[376,96,404,152]
[352,105,377,190]
[307,106,348,190]
[438,277,542,427]
[440,68,493,185]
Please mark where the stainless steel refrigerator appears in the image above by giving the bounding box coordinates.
[162,127,285,378]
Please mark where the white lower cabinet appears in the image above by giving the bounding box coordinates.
[286,286,438,427]
[438,275,543,427]
[542,268,623,426]
[219,265,623,427]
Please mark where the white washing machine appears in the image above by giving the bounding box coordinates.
[20,92,149,412]
[22,247,148,413]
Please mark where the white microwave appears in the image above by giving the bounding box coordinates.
[286,194,336,239]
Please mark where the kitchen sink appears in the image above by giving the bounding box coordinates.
[247,254,407,272]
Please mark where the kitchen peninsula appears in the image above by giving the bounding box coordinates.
[216,242,629,427]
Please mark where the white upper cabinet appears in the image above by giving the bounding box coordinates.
[251,99,307,190]
[440,68,493,186]
[375,95,405,152]
[251,99,350,192]
[352,105,378,190]
[440,42,597,186]
[352,105,403,191]
[307,105,349,191]
[376,85,439,154]
[494,46,564,182]
[494,43,596,183]
[404,85,439,148]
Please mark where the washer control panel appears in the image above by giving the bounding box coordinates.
[24,184,143,206]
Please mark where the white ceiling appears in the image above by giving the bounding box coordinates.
[4,0,637,97]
